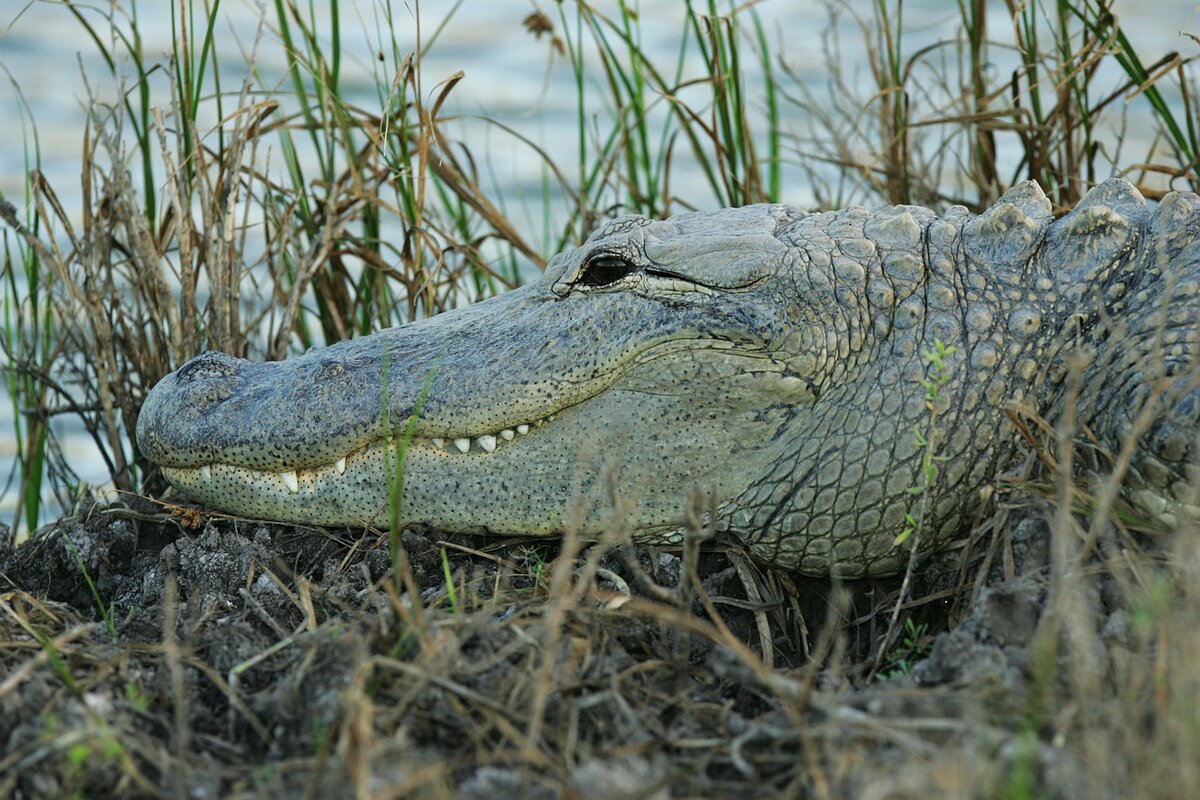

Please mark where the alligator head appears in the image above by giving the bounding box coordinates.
[138,204,827,556]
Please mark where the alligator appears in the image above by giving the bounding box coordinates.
[137,178,1200,576]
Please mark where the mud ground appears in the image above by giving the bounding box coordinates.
[0,492,1178,799]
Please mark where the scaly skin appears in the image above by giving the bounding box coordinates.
[137,179,1200,576]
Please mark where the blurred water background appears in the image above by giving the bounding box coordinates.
[2,0,1199,531]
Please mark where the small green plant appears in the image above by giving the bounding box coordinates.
[896,338,957,547]
[64,732,124,789]
[515,544,553,596]
[123,681,149,714]
[61,534,117,642]
[879,617,931,679]
[386,627,422,662]
[872,338,956,676]
[1130,573,1174,633]
[440,546,461,614]
[310,710,331,756]
[40,685,135,798]
[996,730,1052,800]
[381,352,440,599]
[31,629,78,695]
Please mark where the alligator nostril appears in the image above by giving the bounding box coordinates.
[176,351,243,383]
[193,384,235,405]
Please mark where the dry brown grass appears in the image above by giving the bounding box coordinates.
[0,476,1197,798]
[786,0,1199,211]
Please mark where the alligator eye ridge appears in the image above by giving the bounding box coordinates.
[578,254,636,287]
[176,351,241,383]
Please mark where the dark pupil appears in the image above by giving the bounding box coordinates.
[579,256,635,287]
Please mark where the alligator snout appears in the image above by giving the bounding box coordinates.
[139,341,389,473]
[137,351,251,468]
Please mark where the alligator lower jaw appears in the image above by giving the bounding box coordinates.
[160,410,560,498]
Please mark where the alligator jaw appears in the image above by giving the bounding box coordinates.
[157,405,567,528]
[152,347,800,535]
[159,405,556,501]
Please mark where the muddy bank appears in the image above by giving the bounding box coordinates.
[0,498,1181,799]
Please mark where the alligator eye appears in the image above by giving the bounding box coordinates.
[578,255,636,287]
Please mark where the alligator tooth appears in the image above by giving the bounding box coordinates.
[199,465,211,481]
[453,438,471,453]
[478,434,497,453]
[334,457,346,475]
[432,438,445,448]
[500,429,515,441]
[281,471,300,493]
[516,424,530,435]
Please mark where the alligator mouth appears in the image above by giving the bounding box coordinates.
[161,409,560,496]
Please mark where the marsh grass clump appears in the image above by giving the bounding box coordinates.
[789,0,1199,211]
[2,1,1200,797]
[1,1,546,533]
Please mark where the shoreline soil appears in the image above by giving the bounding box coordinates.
[0,491,1156,799]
